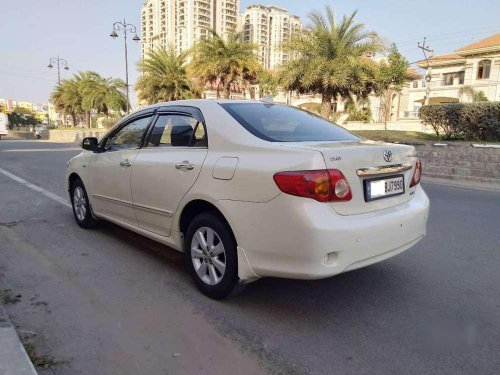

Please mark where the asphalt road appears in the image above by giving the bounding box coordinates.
[0,138,499,375]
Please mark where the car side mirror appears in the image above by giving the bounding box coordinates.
[81,137,99,152]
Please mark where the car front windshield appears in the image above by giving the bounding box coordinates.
[220,103,359,142]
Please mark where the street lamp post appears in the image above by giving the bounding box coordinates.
[110,19,140,114]
[47,56,70,86]
[47,57,70,128]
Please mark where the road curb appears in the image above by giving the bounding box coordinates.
[0,304,38,375]
[422,176,500,192]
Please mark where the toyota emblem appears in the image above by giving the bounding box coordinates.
[383,150,393,163]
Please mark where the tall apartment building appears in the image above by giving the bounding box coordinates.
[141,0,239,57]
[243,5,302,70]
[141,0,175,56]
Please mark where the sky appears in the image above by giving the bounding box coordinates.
[1,0,499,105]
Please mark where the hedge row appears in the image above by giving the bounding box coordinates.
[419,102,500,141]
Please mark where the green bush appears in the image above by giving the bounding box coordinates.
[101,117,120,129]
[419,102,500,141]
[347,108,372,123]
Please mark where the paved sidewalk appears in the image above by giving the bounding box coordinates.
[0,305,37,375]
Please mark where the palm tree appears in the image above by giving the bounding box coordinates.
[459,86,474,102]
[74,71,102,127]
[279,6,381,118]
[84,76,127,117]
[51,79,83,126]
[51,71,128,127]
[257,69,279,97]
[189,31,259,99]
[136,46,197,104]
[458,85,489,102]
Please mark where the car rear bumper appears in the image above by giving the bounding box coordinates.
[218,185,429,280]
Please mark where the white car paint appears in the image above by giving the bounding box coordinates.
[66,100,429,285]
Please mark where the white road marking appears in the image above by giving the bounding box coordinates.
[0,167,71,208]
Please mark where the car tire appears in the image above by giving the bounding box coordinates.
[185,213,238,299]
[71,179,97,229]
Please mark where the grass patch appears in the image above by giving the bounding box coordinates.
[20,331,67,371]
[0,289,21,304]
[352,130,438,143]
[23,342,59,370]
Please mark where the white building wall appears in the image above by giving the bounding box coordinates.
[402,52,500,118]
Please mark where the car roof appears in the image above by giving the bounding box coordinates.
[137,99,273,111]
[119,99,281,127]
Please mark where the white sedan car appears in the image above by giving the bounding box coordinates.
[66,100,429,298]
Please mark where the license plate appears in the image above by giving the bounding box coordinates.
[364,175,405,202]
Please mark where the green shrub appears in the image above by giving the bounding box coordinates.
[100,117,120,129]
[419,102,500,141]
[347,108,372,123]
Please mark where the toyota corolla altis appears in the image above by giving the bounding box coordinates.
[66,100,429,298]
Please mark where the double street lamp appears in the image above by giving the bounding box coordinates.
[47,56,70,127]
[47,56,70,86]
[110,19,140,114]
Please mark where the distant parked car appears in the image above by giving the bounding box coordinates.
[66,100,429,299]
[0,113,9,140]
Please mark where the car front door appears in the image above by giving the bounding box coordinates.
[88,114,153,225]
[131,110,208,236]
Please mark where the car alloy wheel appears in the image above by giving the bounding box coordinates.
[73,186,87,222]
[71,179,97,229]
[191,227,226,285]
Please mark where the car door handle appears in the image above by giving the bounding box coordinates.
[175,162,194,170]
[120,160,132,167]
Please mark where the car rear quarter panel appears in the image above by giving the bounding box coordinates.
[185,101,327,203]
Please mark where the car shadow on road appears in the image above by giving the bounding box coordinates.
[95,217,420,317]
[81,223,484,374]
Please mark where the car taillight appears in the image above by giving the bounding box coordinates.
[410,159,422,187]
[273,169,352,202]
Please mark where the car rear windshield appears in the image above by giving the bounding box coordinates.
[220,103,359,142]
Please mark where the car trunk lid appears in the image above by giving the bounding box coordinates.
[283,140,418,215]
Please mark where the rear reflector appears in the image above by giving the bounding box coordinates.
[410,159,422,187]
[273,169,352,202]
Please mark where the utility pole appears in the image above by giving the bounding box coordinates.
[418,38,433,105]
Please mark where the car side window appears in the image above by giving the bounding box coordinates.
[148,114,207,148]
[105,116,152,150]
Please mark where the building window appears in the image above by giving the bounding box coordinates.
[457,71,465,85]
[477,60,491,79]
[443,73,454,86]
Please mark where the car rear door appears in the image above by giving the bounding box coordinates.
[131,108,208,237]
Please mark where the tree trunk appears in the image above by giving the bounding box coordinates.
[320,93,333,119]
[223,83,231,99]
[86,111,91,128]
[379,91,391,129]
